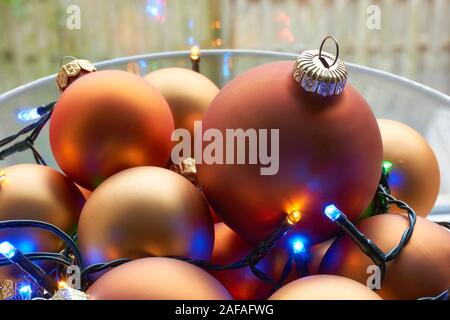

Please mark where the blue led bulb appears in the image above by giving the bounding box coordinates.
[0,241,16,259]
[17,108,41,122]
[292,240,306,254]
[324,204,343,221]
[18,284,33,300]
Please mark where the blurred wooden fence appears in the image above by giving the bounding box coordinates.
[0,0,449,94]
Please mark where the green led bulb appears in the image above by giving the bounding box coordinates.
[382,160,393,175]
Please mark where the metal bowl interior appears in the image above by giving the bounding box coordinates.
[0,49,449,218]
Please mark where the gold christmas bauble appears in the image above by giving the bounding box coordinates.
[319,214,450,300]
[86,257,232,300]
[269,275,382,300]
[377,119,440,217]
[0,164,84,293]
[78,166,214,266]
[144,67,219,139]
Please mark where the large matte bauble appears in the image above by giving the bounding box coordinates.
[86,257,232,300]
[50,70,175,190]
[377,119,440,217]
[0,164,84,283]
[78,167,214,266]
[197,61,383,244]
[209,223,296,300]
[268,275,382,300]
[319,214,450,299]
[144,68,219,139]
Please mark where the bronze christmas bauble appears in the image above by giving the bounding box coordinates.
[78,166,214,266]
[0,164,84,288]
[209,223,296,300]
[268,275,382,300]
[377,119,440,217]
[144,67,220,139]
[197,61,382,245]
[86,257,232,300]
[50,70,175,190]
[319,214,450,300]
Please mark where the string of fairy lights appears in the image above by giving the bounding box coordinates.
[0,101,55,165]
[0,53,448,301]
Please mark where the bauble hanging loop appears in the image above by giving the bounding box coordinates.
[318,35,340,68]
[293,35,348,96]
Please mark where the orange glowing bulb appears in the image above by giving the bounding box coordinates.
[0,170,8,186]
[58,281,68,289]
[287,210,302,225]
[190,46,200,61]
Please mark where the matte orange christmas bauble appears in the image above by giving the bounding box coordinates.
[269,275,382,300]
[197,61,382,245]
[86,257,232,300]
[319,214,450,299]
[78,167,214,266]
[0,164,84,285]
[144,68,219,139]
[50,70,174,190]
[209,223,296,300]
[377,119,440,217]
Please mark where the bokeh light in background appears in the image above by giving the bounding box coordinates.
[0,0,448,95]
[146,0,166,22]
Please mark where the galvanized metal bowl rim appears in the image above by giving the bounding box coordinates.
[1,49,449,104]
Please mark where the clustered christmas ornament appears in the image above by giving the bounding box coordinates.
[144,67,220,141]
[376,119,440,217]
[319,214,450,300]
[197,36,383,245]
[268,275,383,300]
[0,164,84,291]
[50,70,175,191]
[78,166,214,267]
[0,37,448,301]
[86,257,232,300]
